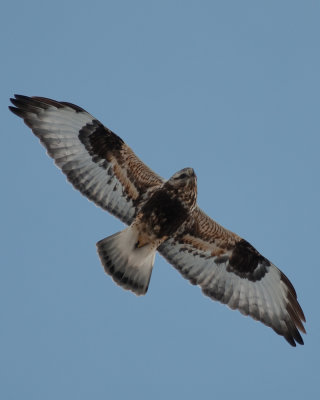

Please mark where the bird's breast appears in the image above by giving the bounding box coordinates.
[137,189,189,240]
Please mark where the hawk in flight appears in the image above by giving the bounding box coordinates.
[9,95,306,346]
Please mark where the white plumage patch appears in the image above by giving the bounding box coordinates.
[97,226,157,295]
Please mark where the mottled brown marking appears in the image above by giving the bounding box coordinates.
[139,189,189,239]
[211,248,226,257]
[124,147,163,189]
[113,162,140,201]
[179,228,231,257]
[189,208,239,250]
[135,228,154,248]
[182,233,212,253]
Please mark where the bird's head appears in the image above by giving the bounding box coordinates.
[165,167,197,209]
[168,167,196,185]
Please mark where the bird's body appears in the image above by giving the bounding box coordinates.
[9,95,306,346]
[98,167,197,294]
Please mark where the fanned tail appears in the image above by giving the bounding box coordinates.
[97,226,156,295]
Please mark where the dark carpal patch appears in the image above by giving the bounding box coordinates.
[141,190,189,238]
[79,120,124,164]
[228,239,270,281]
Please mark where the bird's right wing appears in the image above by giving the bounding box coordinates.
[9,95,164,224]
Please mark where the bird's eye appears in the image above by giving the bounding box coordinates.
[179,173,187,179]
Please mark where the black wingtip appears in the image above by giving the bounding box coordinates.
[284,331,304,347]
[295,333,304,346]
[9,94,29,114]
[9,94,49,120]
[8,105,24,118]
[10,94,30,104]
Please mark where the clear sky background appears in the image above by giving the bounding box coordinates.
[1,1,319,399]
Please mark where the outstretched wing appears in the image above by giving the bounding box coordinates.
[9,95,163,224]
[159,207,306,346]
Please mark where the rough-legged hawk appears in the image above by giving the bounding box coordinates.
[9,95,306,346]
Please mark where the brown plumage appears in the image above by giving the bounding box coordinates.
[9,94,306,346]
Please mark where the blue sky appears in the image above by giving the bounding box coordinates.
[1,1,319,398]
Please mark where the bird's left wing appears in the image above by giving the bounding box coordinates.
[9,95,164,224]
[158,207,306,346]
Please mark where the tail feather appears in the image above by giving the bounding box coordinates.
[97,227,156,295]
